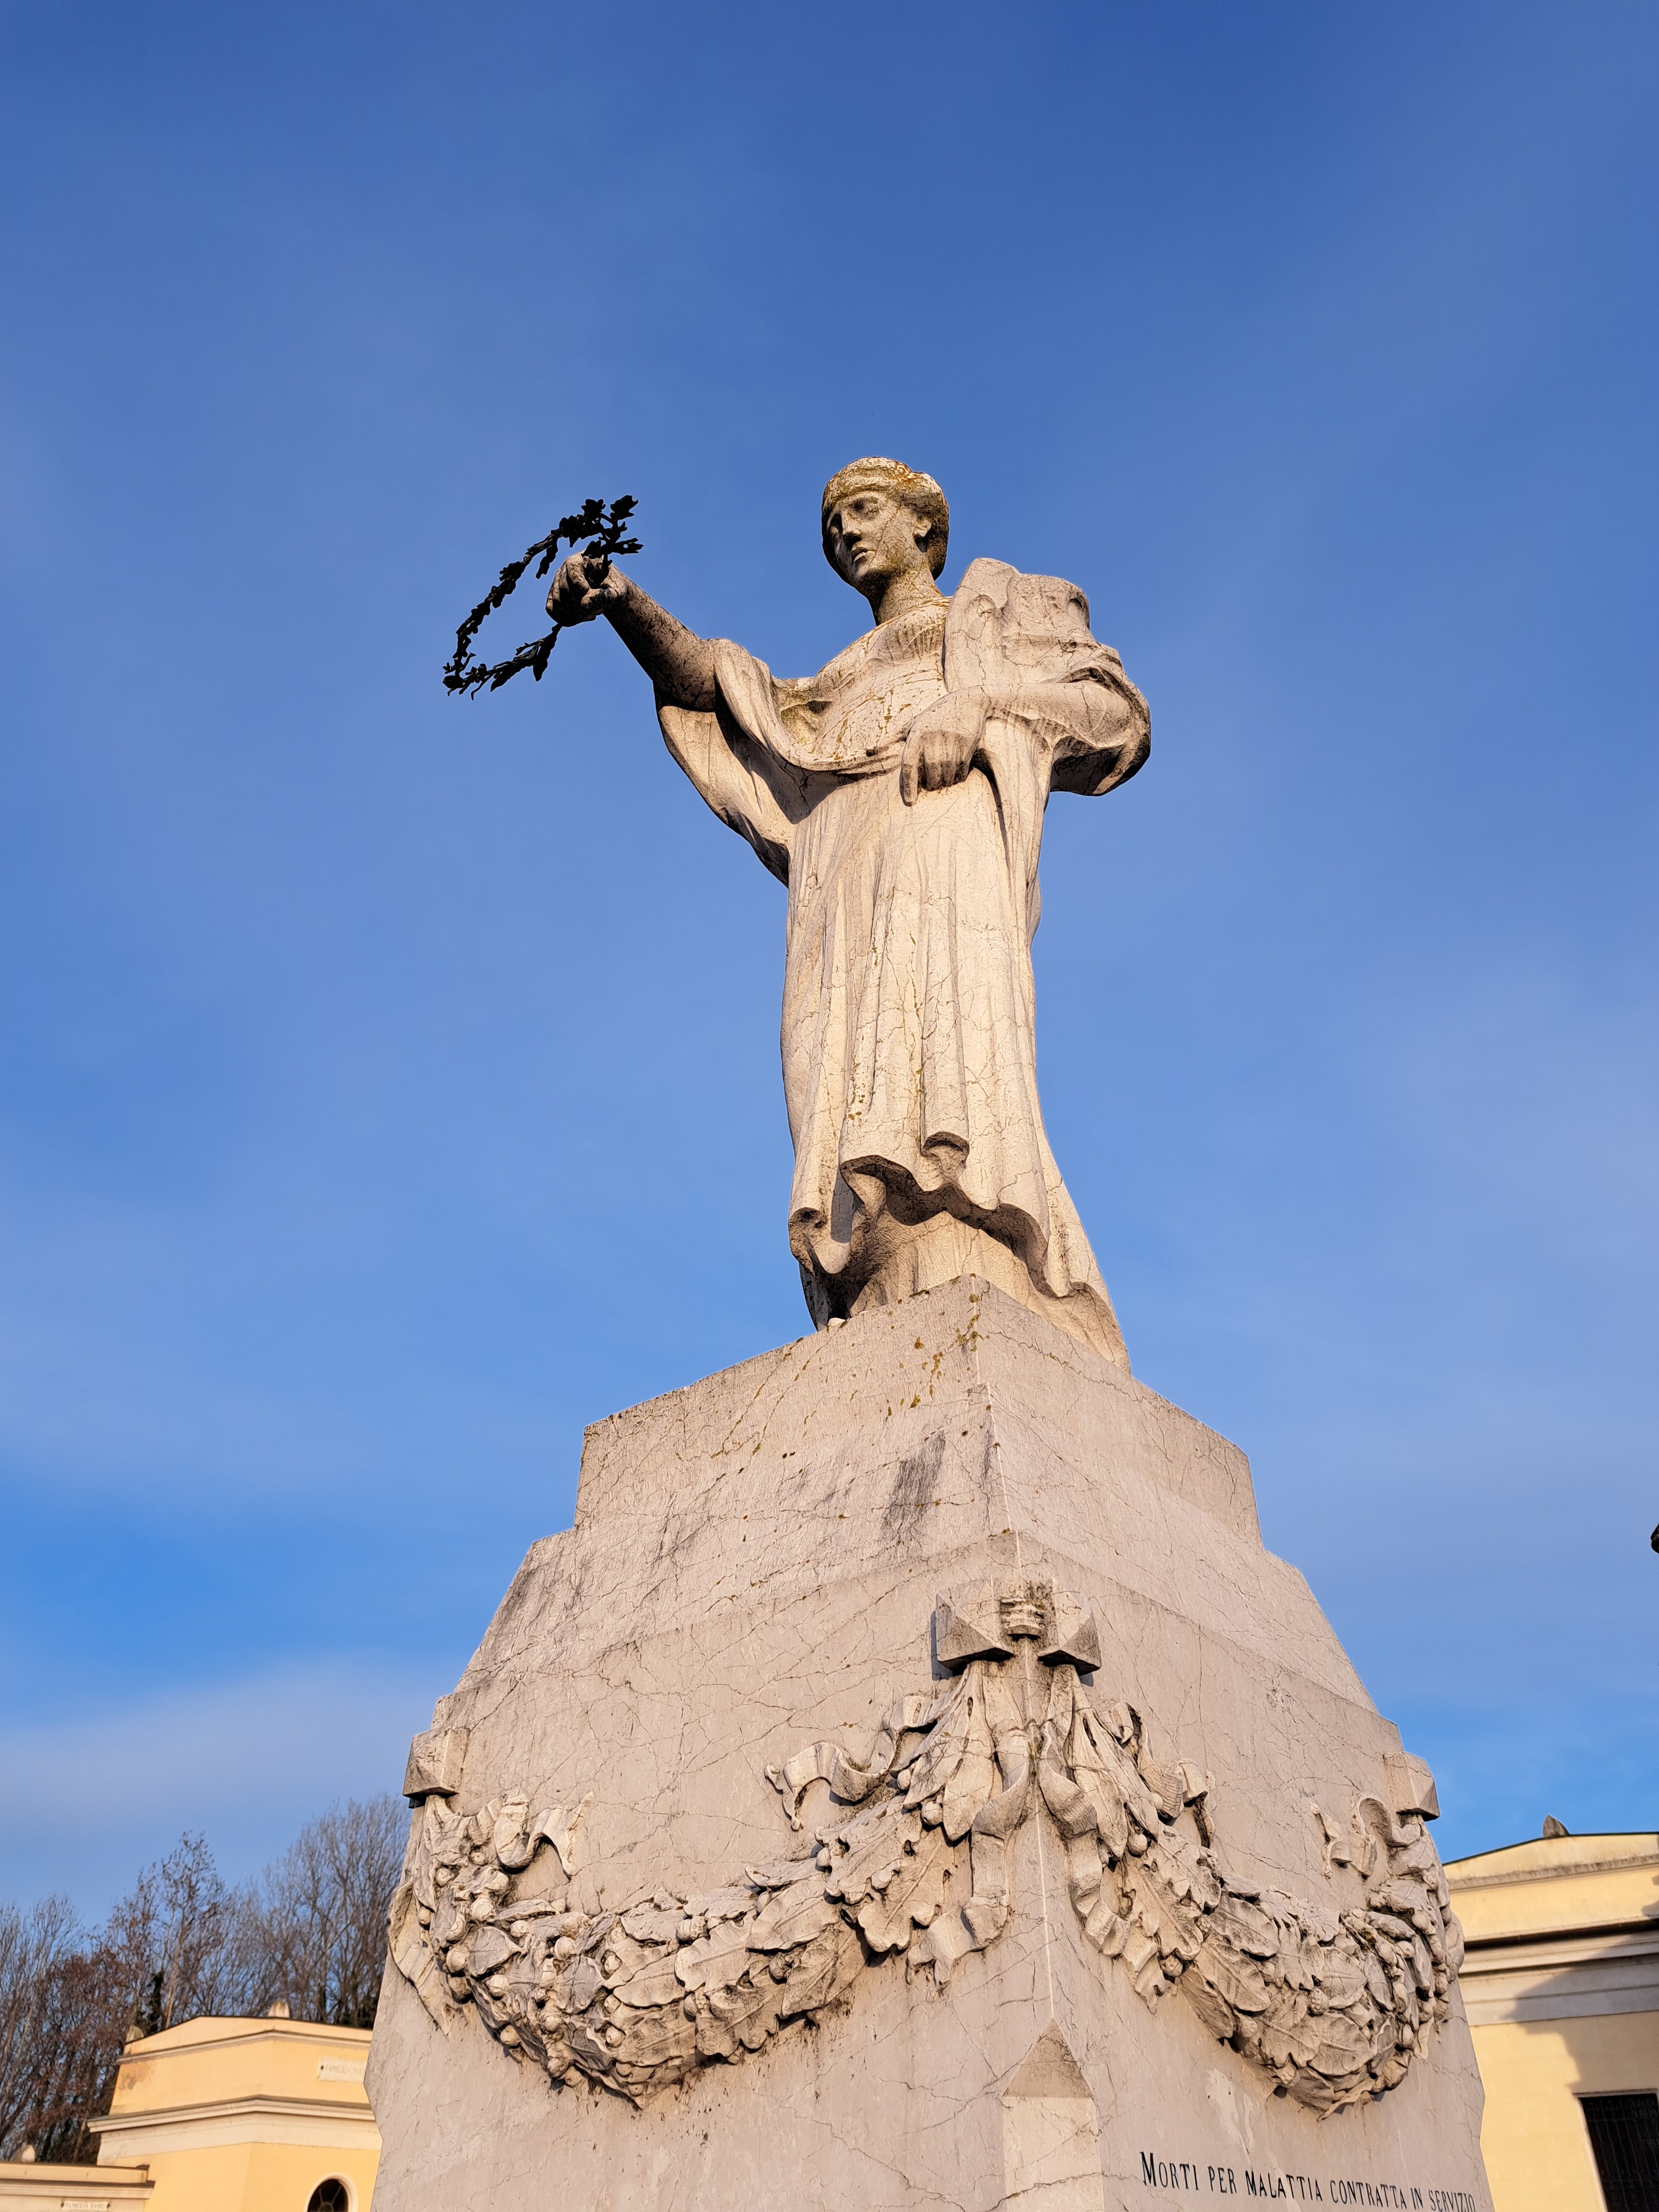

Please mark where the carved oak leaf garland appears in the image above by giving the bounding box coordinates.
[387,1578,1463,2115]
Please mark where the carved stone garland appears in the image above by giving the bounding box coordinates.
[388,1577,1463,2113]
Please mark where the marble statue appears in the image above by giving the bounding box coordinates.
[367,477,1492,2207]
[548,459,1150,1364]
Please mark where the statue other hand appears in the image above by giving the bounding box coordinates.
[546,551,627,626]
[899,693,988,806]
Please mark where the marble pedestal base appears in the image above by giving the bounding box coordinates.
[366,1281,1492,2212]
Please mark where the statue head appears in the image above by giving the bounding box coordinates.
[821,459,950,602]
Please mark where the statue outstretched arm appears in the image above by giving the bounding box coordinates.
[547,553,717,711]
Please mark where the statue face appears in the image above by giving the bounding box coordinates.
[824,487,932,597]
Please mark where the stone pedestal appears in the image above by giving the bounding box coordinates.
[366,1281,1493,2212]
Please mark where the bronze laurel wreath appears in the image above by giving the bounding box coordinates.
[442,497,641,697]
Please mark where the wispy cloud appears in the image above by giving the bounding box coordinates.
[0,1661,432,1918]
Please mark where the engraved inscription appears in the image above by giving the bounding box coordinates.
[1138,2163,1481,2209]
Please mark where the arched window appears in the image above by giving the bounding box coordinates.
[306,2182,351,2212]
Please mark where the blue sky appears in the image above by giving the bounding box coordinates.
[2,1,1654,1914]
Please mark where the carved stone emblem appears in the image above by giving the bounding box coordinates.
[388,1577,1462,2113]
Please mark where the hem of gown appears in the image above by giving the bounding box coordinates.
[792,1153,1113,1312]
[795,1205,1128,1371]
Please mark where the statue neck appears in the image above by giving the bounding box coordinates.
[868,566,947,628]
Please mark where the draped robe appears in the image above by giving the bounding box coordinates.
[658,558,1149,1365]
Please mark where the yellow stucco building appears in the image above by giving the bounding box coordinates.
[1448,1826,1659,2212]
[77,2012,378,2212]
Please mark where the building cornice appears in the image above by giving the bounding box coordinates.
[0,2163,152,2208]
[118,2021,371,2063]
[1447,1845,1659,1891]
[88,2095,380,2159]
[1460,1919,1659,1958]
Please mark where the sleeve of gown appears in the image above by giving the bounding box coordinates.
[655,641,806,886]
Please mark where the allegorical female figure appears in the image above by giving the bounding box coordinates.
[550,460,1150,1365]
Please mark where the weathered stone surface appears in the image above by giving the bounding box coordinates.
[367,1281,1493,2210]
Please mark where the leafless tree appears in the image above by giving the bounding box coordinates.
[0,1795,407,2164]
[9,1947,129,2165]
[236,1795,406,2027]
[103,1832,239,2038]
[0,1896,88,2158]
[0,1837,245,2163]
